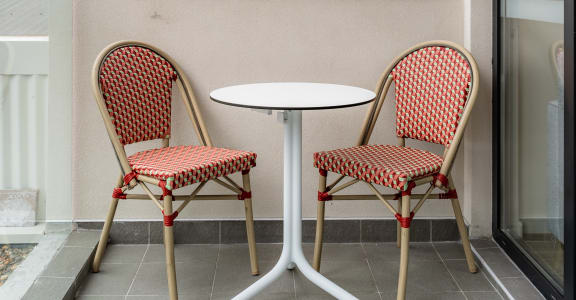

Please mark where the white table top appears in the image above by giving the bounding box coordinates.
[210,82,376,110]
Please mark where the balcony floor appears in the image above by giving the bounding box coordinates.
[76,242,503,299]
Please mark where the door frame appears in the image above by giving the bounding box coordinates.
[492,0,575,299]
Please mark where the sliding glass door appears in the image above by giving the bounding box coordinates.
[494,0,574,298]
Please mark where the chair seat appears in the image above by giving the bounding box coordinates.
[314,144,443,191]
[128,145,257,189]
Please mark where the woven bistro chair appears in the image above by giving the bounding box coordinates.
[90,41,259,299]
[312,41,479,300]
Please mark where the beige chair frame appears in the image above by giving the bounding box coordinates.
[90,41,259,300]
[313,41,479,300]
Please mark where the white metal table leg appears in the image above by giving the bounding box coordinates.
[233,110,358,300]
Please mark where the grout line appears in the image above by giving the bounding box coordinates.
[209,243,221,299]
[360,242,383,299]
[125,243,150,297]
[431,243,469,300]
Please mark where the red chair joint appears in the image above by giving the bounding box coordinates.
[433,173,449,188]
[394,211,415,228]
[112,188,126,199]
[318,191,332,202]
[162,210,179,227]
[439,189,458,199]
[401,182,416,196]
[242,169,251,175]
[123,171,138,186]
[319,169,328,177]
[159,180,173,200]
[238,189,252,200]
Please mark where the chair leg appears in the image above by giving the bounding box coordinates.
[397,194,411,300]
[163,195,178,300]
[450,195,478,273]
[313,171,328,271]
[92,175,122,272]
[242,172,259,275]
[397,199,402,248]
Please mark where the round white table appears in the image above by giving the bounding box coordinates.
[210,83,375,300]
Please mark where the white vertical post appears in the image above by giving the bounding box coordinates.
[231,110,294,300]
[233,110,358,300]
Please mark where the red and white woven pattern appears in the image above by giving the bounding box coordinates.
[128,145,257,189]
[314,144,443,191]
[99,46,177,145]
[392,46,471,146]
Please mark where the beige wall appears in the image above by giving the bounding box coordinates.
[72,0,492,236]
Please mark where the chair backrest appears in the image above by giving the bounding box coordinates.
[97,45,177,145]
[92,41,212,175]
[392,46,472,146]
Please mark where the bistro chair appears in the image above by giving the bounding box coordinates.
[312,41,479,300]
[90,41,259,299]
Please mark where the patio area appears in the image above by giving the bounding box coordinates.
[2,0,572,299]
[76,242,501,300]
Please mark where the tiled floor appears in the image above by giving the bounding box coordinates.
[76,242,503,300]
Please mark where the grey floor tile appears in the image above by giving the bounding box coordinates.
[409,220,432,242]
[471,239,498,249]
[128,261,215,296]
[371,260,459,293]
[254,220,285,243]
[77,263,139,295]
[361,219,397,243]
[443,260,494,292]
[174,221,220,244]
[475,247,522,278]
[101,245,148,264]
[431,219,460,241]
[464,291,504,300]
[500,277,545,300]
[143,244,219,263]
[41,246,95,277]
[219,243,282,263]
[364,242,440,262]
[65,231,101,247]
[433,242,467,260]
[22,276,75,300]
[295,260,377,294]
[126,295,209,300]
[150,221,220,244]
[302,243,365,262]
[220,220,253,243]
[380,291,466,300]
[212,292,295,300]
[302,220,361,243]
[298,291,381,299]
[110,222,150,244]
[212,258,294,295]
[75,296,125,300]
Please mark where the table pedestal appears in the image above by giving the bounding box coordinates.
[233,110,358,300]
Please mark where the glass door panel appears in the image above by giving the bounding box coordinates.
[499,0,565,291]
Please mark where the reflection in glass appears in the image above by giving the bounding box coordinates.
[499,0,565,290]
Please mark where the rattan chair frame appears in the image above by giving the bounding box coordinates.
[313,40,480,300]
[90,40,259,300]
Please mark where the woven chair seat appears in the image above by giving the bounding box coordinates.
[128,145,256,190]
[314,144,443,191]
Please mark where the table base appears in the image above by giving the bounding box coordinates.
[232,110,358,300]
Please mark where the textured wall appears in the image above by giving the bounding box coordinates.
[72,0,469,220]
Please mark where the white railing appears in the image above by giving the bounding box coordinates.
[0,37,49,195]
